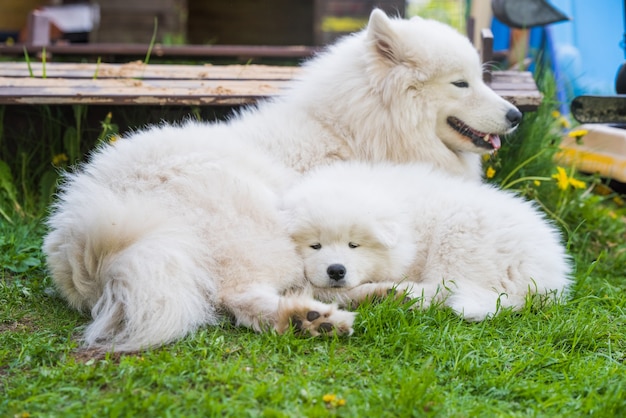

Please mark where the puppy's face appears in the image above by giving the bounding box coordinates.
[290,223,400,290]
[281,163,418,290]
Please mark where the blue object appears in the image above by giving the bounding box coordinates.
[549,0,624,97]
[491,0,624,110]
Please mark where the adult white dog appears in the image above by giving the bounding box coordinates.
[282,162,572,321]
[44,9,522,351]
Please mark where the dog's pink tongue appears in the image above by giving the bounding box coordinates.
[490,134,501,150]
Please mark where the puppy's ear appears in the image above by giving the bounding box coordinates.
[373,220,401,248]
[367,8,404,65]
[277,208,298,236]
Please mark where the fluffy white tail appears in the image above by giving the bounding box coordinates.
[45,182,219,352]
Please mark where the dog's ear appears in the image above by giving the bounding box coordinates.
[367,9,404,65]
[276,205,297,236]
[373,220,401,248]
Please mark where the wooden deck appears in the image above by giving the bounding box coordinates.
[0,62,542,111]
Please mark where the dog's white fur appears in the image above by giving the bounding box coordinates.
[282,162,572,320]
[43,10,521,351]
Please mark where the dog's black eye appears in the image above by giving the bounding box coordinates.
[348,242,360,249]
[310,243,322,250]
[452,80,469,88]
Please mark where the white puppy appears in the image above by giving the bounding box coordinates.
[282,162,572,320]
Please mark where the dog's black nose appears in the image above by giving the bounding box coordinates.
[327,264,346,281]
[506,108,523,127]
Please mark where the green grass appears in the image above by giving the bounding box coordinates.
[1,70,626,416]
[2,268,625,416]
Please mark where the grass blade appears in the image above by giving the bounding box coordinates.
[144,17,158,66]
[41,47,46,79]
[93,56,101,80]
[23,47,33,78]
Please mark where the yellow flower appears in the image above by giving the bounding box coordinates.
[568,129,588,138]
[552,166,569,190]
[568,177,586,189]
[558,117,571,128]
[551,110,571,127]
[52,153,69,167]
[485,166,496,179]
[322,394,336,403]
[551,166,586,190]
[533,180,541,187]
[322,393,346,407]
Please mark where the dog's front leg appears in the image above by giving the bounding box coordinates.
[343,282,418,306]
[312,282,414,308]
[330,281,446,309]
[221,284,356,336]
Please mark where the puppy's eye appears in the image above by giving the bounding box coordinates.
[310,243,322,250]
[348,242,360,249]
[452,80,469,88]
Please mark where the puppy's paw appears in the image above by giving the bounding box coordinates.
[277,297,356,336]
[290,307,356,336]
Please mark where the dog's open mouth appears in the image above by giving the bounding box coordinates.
[447,117,501,150]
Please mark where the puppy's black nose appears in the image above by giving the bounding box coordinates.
[327,264,346,281]
[506,108,523,127]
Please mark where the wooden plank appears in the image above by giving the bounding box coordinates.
[0,62,301,80]
[0,63,542,110]
[0,63,534,84]
[0,43,318,59]
[480,28,494,83]
[0,93,258,106]
[490,82,540,91]
[0,77,289,89]
[491,70,537,84]
[497,90,543,112]
[0,77,289,106]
